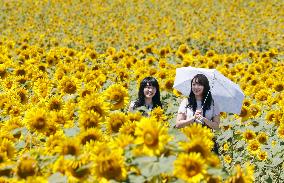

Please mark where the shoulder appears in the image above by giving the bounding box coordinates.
[129,101,136,112]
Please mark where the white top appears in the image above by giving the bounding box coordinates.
[178,98,220,120]
[129,101,153,112]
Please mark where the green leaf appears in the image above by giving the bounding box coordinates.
[128,174,146,183]
[15,140,26,151]
[48,172,68,183]
[158,155,176,173]
[140,161,162,177]
[64,126,80,137]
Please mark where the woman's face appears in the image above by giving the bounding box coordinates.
[143,83,157,99]
[192,78,204,98]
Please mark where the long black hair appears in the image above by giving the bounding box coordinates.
[133,76,162,109]
[187,74,213,116]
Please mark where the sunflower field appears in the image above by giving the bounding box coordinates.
[0,0,283,182]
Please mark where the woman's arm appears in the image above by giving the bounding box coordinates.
[199,115,220,130]
[175,112,196,128]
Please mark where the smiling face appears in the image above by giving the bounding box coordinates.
[191,78,204,98]
[143,83,157,99]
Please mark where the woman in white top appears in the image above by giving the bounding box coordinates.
[129,77,162,114]
[175,74,220,130]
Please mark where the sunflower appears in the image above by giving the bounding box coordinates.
[119,121,136,136]
[239,106,251,122]
[256,132,268,144]
[79,93,109,119]
[265,110,277,124]
[254,89,270,102]
[110,134,134,149]
[59,138,81,156]
[223,143,230,151]
[224,154,232,164]
[23,107,49,134]
[104,84,129,110]
[16,157,38,179]
[91,144,127,181]
[242,129,256,142]
[181,123,214,141]
[249,104,261,117]
[257,151,268,161]
[106,112,129,134]
[247,140,260,155]
[49,110,73,128]
[225,164,254,183]
[127,112,142,122]
[150,106,167,122]
[0,138,15,159]
[163,78,174,91]
[277,126,284,139]
[46,96,63,111]
[179,137,213,159]
[79,111,101,130]
[173,153,207,183]
[135,117,171,156]
[16,87,29,104]
[206,154,221,168]
[58,76,80,94]
[78,128,104,145]
[45,132,66,155]
[273,81,284,92]
[32,77,53,98]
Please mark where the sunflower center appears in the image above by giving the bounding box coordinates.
[64,82,76,94]
[250,144,259,151]
[275,84,283,92]
[81,134,98,145]
[187,145,206,157]
[50,101,61,110]
[186,162,200,177]
[245,133,254,140]
[90,106,103,116]
[144,132,158,147]
[17,159,37,178]
[34,117,46,129]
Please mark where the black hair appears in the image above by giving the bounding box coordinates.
[133,76,162,109]
[187,74,213,116]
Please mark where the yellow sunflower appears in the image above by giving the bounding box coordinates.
[273,81,284,92]
[91,143,127,181]
[247,140,261,155]
[16,157,38,179]
[135,117,171,156]
[119,121,136,136]
[23,107,49,134]
[150,106,167,122]
[225,164,254,183]
[173,153,207,183]
[58,75,80,95]
[242,129,256,142]
[110,134,134,149]
[277,126,284,139]
[181,123,214,141]
[79,93,109,119]
[239,106,251,122]
[78,128,104,145]
[257,151,268,161]
[179,137,213,159]
[254,89,270,102]
[104,84,129,110]
[249,104,261,118]
[79,111,102,130]
[256,132,268,144]
[0,138,15,159]
[59,138,81,156]
[224,154,232,164]
[106,112,129,134]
